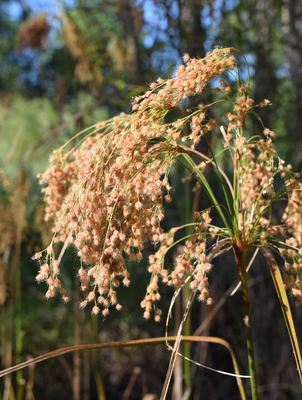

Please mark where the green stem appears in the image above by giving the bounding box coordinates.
[16,267,23,400]
[233,245,258,400]
[183,177,191,392]
[183,293,191,390]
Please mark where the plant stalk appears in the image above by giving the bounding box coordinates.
[183,177,192,392]
[233,245,258,400]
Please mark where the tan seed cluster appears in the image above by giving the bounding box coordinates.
[34,47,302,317]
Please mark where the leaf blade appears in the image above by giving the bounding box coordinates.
[260,247,302,385]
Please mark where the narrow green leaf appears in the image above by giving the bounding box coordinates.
[260,247,302,385]
[178,153,232,234]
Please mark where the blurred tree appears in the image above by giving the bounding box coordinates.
[283,0,302,169]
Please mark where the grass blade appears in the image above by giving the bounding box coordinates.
[260,247,302,385]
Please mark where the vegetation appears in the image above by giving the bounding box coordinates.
[0,1,302,399]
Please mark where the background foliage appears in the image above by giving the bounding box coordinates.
[0,0,302,399]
